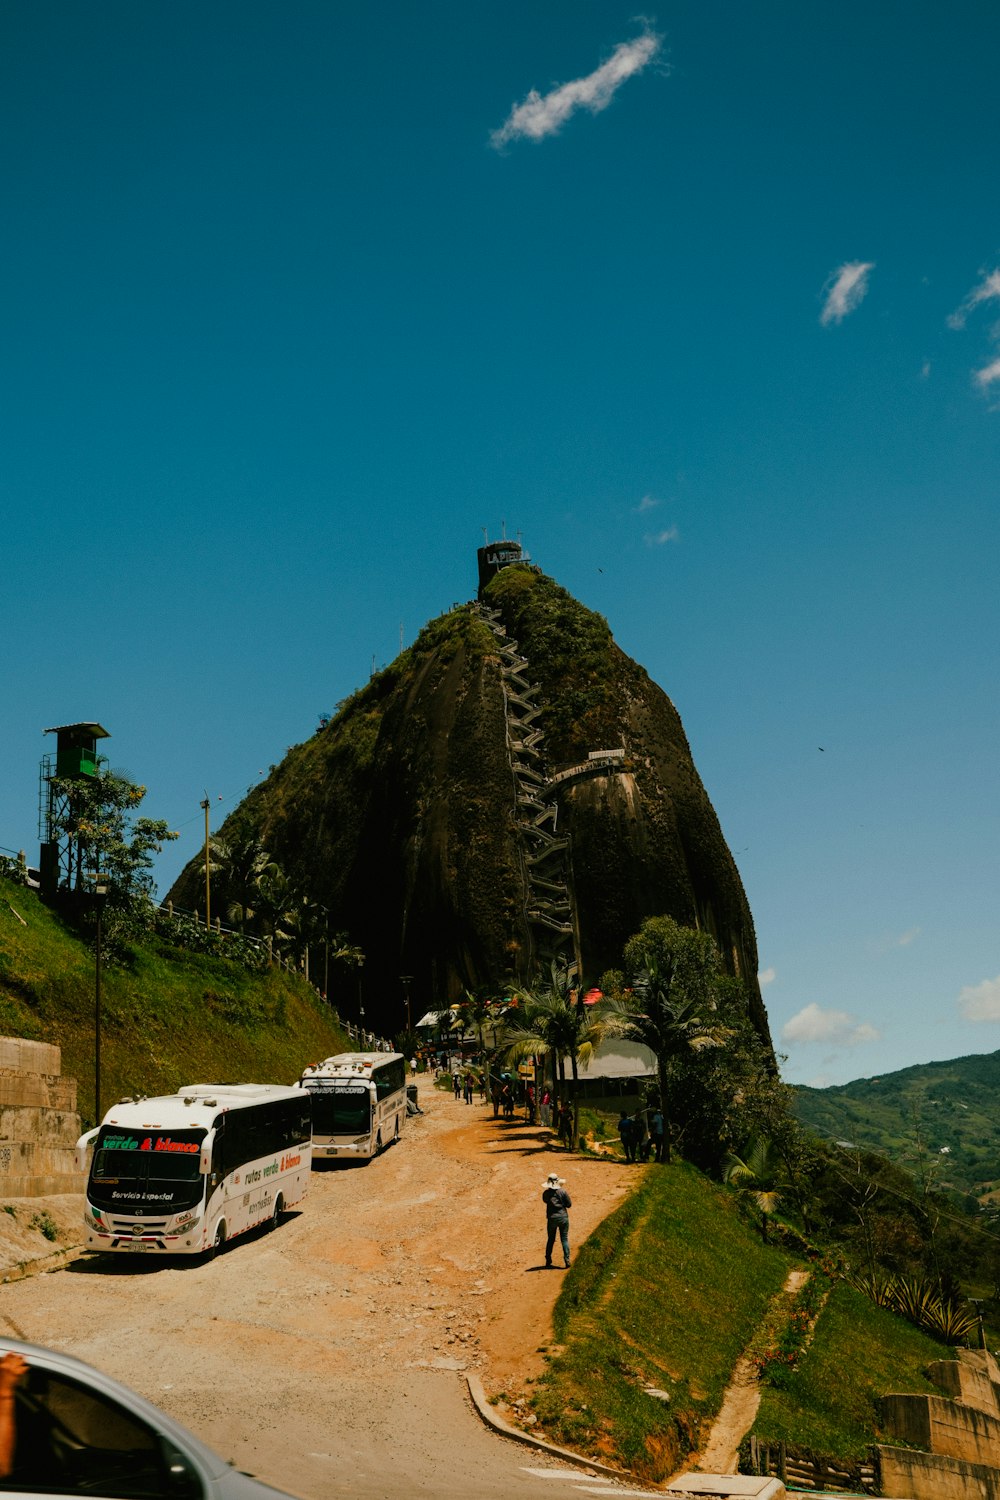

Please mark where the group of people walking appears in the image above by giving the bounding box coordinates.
[617,1105,665,1163]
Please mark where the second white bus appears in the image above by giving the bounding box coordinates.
[297,1052,407,1161]
[76,1083,312,1257]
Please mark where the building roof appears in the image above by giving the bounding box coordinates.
[43,722,110,738]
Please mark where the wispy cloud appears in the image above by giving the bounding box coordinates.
[644,526,678,547]
[491,27,661,149]
[947,269,1000,330]
[896,927,920,947]
[758,967,776,987]
[781,1003,880,1047]
[820,261,875,326]
[958,975,1000,1023]
[974,357,1000,392]
[634,494,660,514]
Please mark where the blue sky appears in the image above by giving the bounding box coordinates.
[3,1,998,1086]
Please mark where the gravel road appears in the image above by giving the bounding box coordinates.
[0,1086,640,1500]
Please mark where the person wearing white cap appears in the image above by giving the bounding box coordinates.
[542,1172,572,1269]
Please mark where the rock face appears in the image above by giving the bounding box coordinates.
[168,565,771,1050]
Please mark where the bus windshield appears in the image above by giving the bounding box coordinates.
[305,1082,371,1137]
[89,1126,206,1213]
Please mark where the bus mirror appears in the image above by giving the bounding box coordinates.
[199,1147,212,1175]
[75,1128,99,1173]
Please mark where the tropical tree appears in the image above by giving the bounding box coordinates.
[501,963,611,1149]
[607,915,730,1162]
[47,766,177,901]
[724,1136,790,1242]
[202,829,271,930]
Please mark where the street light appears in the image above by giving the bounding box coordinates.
[87,871,108,1125]
[400,974,413,1031]
[357,953,366,1038]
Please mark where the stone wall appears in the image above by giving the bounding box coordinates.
[0,1038,81,1196]
[877,1351,1000,1500]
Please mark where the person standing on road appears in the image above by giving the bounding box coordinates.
[649,1105,666,1162]
[453,1070,462,1099]
[542,1172,572,1268]
[464,1071,474,1104]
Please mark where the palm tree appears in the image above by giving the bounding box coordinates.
[608,918,730,1162]
[203,831,271,931]
[501,964,611,1150]
[724,1136,789,1242]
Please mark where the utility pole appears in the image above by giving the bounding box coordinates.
[400,974,413,1031]
[200,797,211,928]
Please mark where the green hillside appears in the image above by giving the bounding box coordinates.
[793,1051,1000,1203]
[0,878,347,1128]
[523,1159,946,1482]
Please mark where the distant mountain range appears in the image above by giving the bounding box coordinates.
[792,1050,1000,1204]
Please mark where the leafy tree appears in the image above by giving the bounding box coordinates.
[47,767,177,902]
[608,915,730,1162]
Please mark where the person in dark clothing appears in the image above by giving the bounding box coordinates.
[649,1107,666,1162]
[541,1172,572,1268]
[618,1110,636,1163]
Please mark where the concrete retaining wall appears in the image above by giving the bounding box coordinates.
[929,1359,1000,1418]
[878,1445,1000,1500]
[880,1393,1000,1468]
[0,1038,81,1196]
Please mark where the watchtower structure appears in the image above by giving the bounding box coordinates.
[477,537,530,599]
[38,722,110,899]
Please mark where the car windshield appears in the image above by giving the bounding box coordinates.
[88,1126,206,1213]
[305,1083,371,1137]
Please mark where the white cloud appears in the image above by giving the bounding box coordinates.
[958,975,1000,1023]
[644,526,678,547]
[758,967,776,987]
[820,261,875,326]
[781,1002,881,1047]
[947,269,1000,330]
[920,360,931,379]
[491,28,661,149]
[897,927,920,947]
[974,357,1000,391]
[634,494,660,514]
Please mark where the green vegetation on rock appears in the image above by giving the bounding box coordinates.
[0,878,346,1127]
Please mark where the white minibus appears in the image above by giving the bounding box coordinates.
[76,1083,311,1257]
[297,1052,406,1161]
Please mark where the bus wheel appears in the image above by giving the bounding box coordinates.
[394,1117,401,1142]
[208,1222,226,1260]
[270,1195,284,1232]
[375,1130,383,1155]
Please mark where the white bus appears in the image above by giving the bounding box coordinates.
[297,1052,407,1162]
[76,1083,312,1257]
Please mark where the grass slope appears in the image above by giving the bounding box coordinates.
[793,1052,1000,1201]
[531,1161,788,1480]
[753,1281,943,1459]
[529,1161,955,1482]
[0,879,346,1127]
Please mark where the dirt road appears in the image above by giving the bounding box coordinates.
[0,1085,640,1499]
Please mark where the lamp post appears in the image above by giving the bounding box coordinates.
[357,954,366,1041]
[319,906,329,1001]
[88,872,108,1124]
[400,974,413,1031]
[200,797,211,928]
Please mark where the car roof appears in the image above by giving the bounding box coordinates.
[0,1337,230,1480]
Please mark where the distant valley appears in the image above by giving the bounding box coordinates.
[793,1049,1000,1205]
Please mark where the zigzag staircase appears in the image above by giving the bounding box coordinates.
[474,603,579,986]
